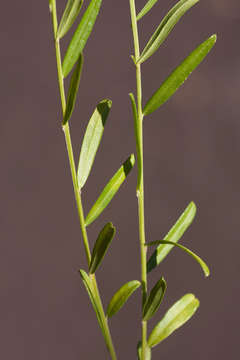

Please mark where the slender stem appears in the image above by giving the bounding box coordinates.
[49,2,117,359]
[129,0,148,358]
[91,276,117,359]
[63,123,92,264]
[50,0,92,266]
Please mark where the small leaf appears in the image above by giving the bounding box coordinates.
[138,0,199,64]
[129,93,138,124]
[85,154,135,226]
[107,280,141,318]
[79,270,105,333]
[143,277,166,321]
[137,341,152,360]
[77,99,112,188]
[143,35,217,115]
[137,0,159,21]
[147,202,196,273]
[148,294,199,347]
[129,93,142,189]
[146,240,210,277]
[62,0,102,77]
[57,0,84,39]
[63,54,83,125]
[89,223,116,274]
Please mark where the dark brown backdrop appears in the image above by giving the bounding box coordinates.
[1,0,239,359]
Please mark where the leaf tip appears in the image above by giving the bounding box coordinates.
[211,34,217,43]
[101,98,112,108]
[130,153,135,166]
[204,266,210,278]
[79,269,85,279]
[188,293,200,306]
[108,221,116,233]
[189,201,197,214]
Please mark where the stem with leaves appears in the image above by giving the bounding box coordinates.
[48,0,216,358]
[129,0,216,359]
[129,0,148,357]
[49,1,117,358]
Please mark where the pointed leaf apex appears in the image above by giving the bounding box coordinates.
[130,154,135,166]
[211,34,217,42]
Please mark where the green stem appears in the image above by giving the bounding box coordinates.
[63,123,92,264]
[129,0,148,358]
[91,275,117,359]
[49,2,117,359]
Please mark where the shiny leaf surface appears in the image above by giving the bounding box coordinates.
[138,0,199,64]
[143,35,216,115]
[78,99,112,188]
[62,0,102,77]
[57,0,84,39]
[148,294,199,347]
[85,154,135,226]
[107,280,141,318]
[79,270,105,333]
[146,240,210,277]
[63,54,83,125]
[147,202,196,273]
[137,0,159,21]
[89,223,116,274]
[143,277,166,321]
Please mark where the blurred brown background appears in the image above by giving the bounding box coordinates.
[0,0,239,359]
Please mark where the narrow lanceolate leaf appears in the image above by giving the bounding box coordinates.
[89,223,116,274]
[137,341,152,360]
[136,0,159,21]
[63,54,83,125]
[143,277,166,321]
[146,240,210,277]
[62,0,102,77]
[138,0,199,64]
[85,154,135,226]
[129,93,138,123]
[57,0,84,39]
[148,294,199,348]
[143,35,217,115]
[106,280,141,318]
[129,93,142,189]
[79,270,105,336]
[77,99,112,188]
[147,202,196,273]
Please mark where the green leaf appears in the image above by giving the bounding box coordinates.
[63,54,83,125]
[147,202,196,273]
[89,222,116,274]
[143,277,166,321]
[137,0,159,21]
[146,240,210,277]
[138,0,199,64]
[129,93,142,189]
[143,34,217,115]
[106,280,141,318]
[57,0,84,39]
[85,154,135,226]
[79,269,105,334]
[148,294,199,347]
[137,341,152,360]
[77,99,112,188]
[129,93,138,124]
[62,0,102,77]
